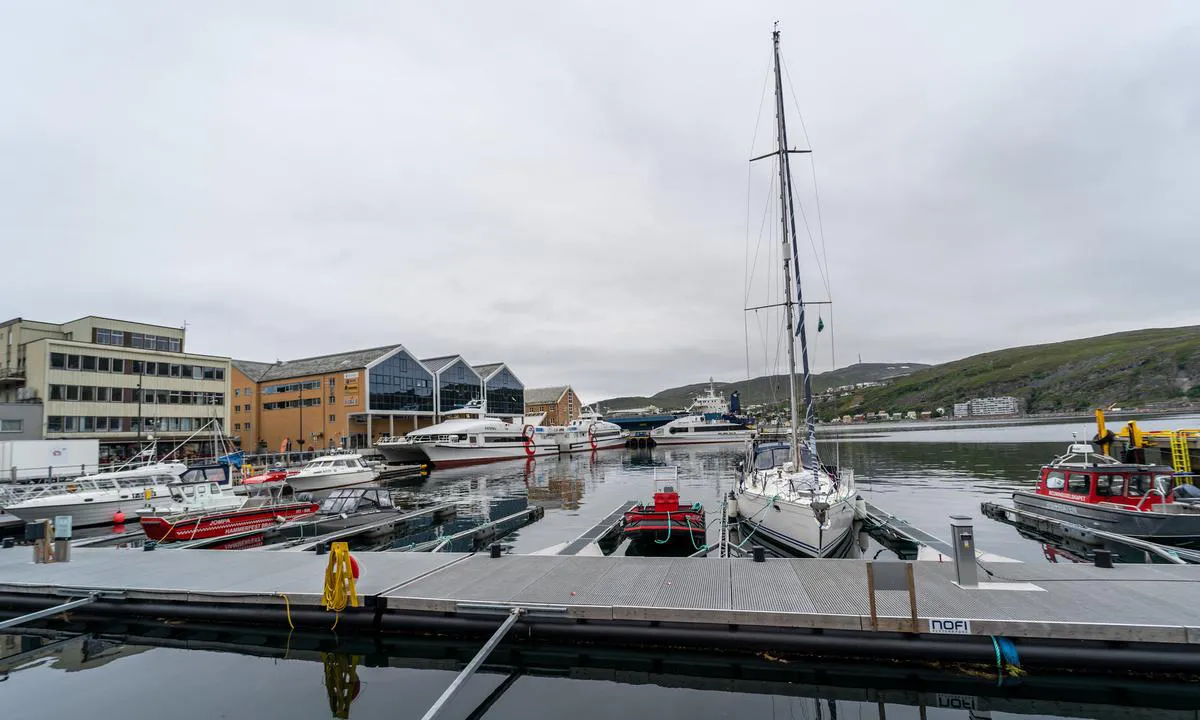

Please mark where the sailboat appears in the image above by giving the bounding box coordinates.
[734,28,857,558]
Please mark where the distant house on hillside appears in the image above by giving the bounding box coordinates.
[525,386,582,425]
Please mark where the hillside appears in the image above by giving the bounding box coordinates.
[833,326,1200,417]
[598,363,927,412]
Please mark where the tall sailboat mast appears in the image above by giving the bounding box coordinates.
[772,28,817,469]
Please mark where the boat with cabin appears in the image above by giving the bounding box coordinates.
[621,468,707,556]
[1012,441,1200,548]
[139,485,320,543]
[733,29,858,558]
[287,452,379,493]
[1,461,188,527]
[558,407,626,453]
[649,381,755,446]
[395,403,561,467]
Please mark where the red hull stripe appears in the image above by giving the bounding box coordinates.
[140,504,319,541]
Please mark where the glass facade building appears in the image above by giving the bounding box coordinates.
[484,367,524,416]
[368,350,434,413]
[437,359,482,414]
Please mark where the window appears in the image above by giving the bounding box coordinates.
[96,387,109,402]
[80,386,95,402]
[1044,471,1066,490]
[65,385,80,401]
[97,357,110,372]
[1127,474,1152,497]
[369,351,434,413]
[168,338,180,352]
[112,358,124,373]
[246,387,253,395]
[203,367,216,380]
[170,364,181,377]
[50,353,65,369]
[0,419,22,433]
[97,328,110,345]
[131,333,144,348]
[95,417,108,431]
[111,331,124,346]
[46,416,63,432]
[81,355,96,371]
[235,423,242,430]
[485,367,524,416]
[245,422,251,430]
[1096,474,1125,497]
[329,414,336,422]
[234,404,241,412]
[67,355,80,370]
[50,385,64,400]
[1067,472,1092,495]
[234,388,240,396]
[156,337,170,351]
[157,362,169,376]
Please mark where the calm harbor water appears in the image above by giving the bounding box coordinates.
[5,415,1199,718]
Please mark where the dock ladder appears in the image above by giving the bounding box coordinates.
[1170,431,1193,476]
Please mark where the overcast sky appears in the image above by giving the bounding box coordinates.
[3,2,1198,401]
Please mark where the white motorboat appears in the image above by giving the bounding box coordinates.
[650,381,755,446]
[375,402,489,465]
[287,452,380,493]
[558,407,626,453]
[2,462,188,527]
[135,477,248,518]
[734,29,857,558]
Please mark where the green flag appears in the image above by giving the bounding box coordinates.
[817,317,825,332]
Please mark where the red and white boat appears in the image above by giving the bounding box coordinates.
[621,468,707,556]
[140,500,320,542]
[240,468,297,485]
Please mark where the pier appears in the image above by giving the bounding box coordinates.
[2,544,1199,675]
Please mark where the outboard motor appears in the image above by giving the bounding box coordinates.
[1172,482,1200,505]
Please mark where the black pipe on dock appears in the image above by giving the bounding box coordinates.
[3,593,1198,675]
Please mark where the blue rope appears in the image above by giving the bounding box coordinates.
[990,636,1023,683]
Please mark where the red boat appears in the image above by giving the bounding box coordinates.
[140,501,320,542]
[621,468,707,556]
[241,468,297,485]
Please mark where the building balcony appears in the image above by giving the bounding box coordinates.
[0,368,26,387]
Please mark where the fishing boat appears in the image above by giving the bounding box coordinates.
[558,407,626,453]
[734,29,857,558]
[287,451,379,493]
[649,382,755,446]
[140,491,320,542]
[621,468,707,556]
[1,462,188,527]
[1012,441,1200,547]
[135,478,247,519]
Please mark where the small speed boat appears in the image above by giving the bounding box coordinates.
[287,452,379,493]
[1012,441,1200,548]
[621,468,707,556]
[135,478,247,519]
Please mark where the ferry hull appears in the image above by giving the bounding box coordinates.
[1013,491,1200,547]
[558,436,628,454]
[420,442,558,468]
[287,469,379,494]
[375,443,429,465]
[735,490,856,558]
[650,432,754,446]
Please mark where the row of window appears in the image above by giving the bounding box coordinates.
[94,328,182,352]
[1044,471,1160,497]
[263,380,321,394]
[50,353,225,380]
[263,398,323,410]
[234,422,253,431]
[47,416,222,433]
[234,387,254,396]
[48,384,225,405]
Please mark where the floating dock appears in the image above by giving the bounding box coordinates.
[1,546,1199,674]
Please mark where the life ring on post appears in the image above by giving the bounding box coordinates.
[588,424,598,451]
[522,424,537,458]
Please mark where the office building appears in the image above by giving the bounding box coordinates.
[0,316,230,458]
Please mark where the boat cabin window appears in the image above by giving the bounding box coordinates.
[1095,473,1125,497]
[1044,471,1066,490]
[1066,472,1092,495]
[196,484,208,496]
[1127,473,1152,497]
[754,446,792,470]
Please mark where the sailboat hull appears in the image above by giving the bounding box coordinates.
[735,490,856,558]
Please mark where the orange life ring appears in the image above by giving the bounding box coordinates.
[522,424,536,457]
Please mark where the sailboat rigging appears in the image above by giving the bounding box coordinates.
[734,28,858,558]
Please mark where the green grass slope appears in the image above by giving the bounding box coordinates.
[835,326,1200,416]
[599,363,927,412]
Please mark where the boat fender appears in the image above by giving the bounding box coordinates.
[113,511,126,524]
[349,554,360,580]
[144,488,153,500]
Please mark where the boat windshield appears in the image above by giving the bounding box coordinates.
[754,444,813,470]
[319,488,392,514]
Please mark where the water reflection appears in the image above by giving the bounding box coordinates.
[3,628,1196,720]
